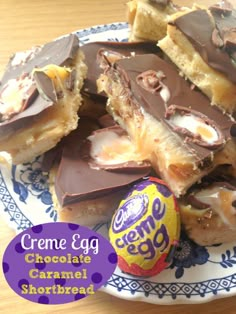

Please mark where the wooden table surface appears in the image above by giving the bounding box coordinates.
[0,0,236,313]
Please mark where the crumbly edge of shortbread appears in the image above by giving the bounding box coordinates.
[127,0,177,42]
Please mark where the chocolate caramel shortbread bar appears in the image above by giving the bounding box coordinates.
[159,1,236,113]
[97,53,236,197]
[0,34,87,164]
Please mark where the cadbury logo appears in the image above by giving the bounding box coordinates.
[112,194,148,234]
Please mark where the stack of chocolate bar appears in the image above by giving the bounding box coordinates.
[1,1,235,246]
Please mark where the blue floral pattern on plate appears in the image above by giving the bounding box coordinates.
[0,23,236,305]
[168,231,210,279]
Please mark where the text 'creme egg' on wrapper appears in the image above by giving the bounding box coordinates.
[109,177,181,277]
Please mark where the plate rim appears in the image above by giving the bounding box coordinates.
[1,21,236,305]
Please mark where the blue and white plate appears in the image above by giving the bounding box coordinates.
[1,23,236,305]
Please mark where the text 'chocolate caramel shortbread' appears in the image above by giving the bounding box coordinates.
[0,34,87,164]
[159,1,236,113]
[97,53,236,197]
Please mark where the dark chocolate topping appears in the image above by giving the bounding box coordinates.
[136,70,166,94]
[1,34,79,86]
[230,123,236,137]
[173,9,236,83]
[149,0,180,11]
[0,94,53,140]
[187,194,210,210]
[210,5,236,54]
[199,165,236,186]
[165,105,225,149]
[41,144,63,173]
[0,34,80,139]
[186,176,236,210]
[41,115,101,172]
[21,83,38,111]
[33,71,57,102]
[81,41,162,97]
[210,181,236,190]
[98,114,117,128]
[209,0,233,16]
[149,0,170,6]
[54,117,151,206]
[65,69,77,91]
[104,53,234,163]
[211,28,224,48]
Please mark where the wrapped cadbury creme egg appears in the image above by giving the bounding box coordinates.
[109,177,180,277]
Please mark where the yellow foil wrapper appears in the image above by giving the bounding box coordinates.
[109,177,180,276]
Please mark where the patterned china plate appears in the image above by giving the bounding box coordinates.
[1,23,236,305]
